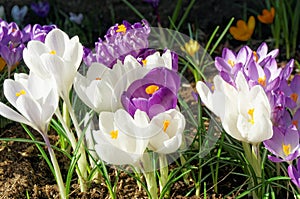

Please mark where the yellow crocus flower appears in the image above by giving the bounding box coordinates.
[229,16,255,41]
[257,7,275,24]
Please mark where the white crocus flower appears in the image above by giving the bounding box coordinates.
[93,109,150,165]
[0,72,58,134]
[196,72,273,144]
[148,109,186,154]
[23,29,83,99]
[74,62,127,113]
[141,50,174,69]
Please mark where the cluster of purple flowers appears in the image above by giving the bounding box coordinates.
[214,42,300,187]
[83,19,151,68]
[0,18,56,75]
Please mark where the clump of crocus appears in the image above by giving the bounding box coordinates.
[229,16,255,41]
[30,1,50,18]
[83,20,151,68]
[258,7,275,24]
[0,18,57,76]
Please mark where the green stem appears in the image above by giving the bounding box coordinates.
[55,109,86,191]
[42,133,66,199]
[63,95,88,192]
[144,171,158,199]
[242,142,261,199]
[159,154,168,195]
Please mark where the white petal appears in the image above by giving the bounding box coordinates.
[0,102,32,127]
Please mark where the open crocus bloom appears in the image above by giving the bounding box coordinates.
[196,72,273,144]
[23,28,83,98]
[121,67,180,119]
[264,126,300,163]
[148,109,185,154]
[93,109,150,165]
[0,72,58,134]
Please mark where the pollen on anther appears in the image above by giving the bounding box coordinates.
[290,93,298,103]
[49,50,56,55]
[227,59,235,67]
[110,130,119,139]
[142,59,147,66]
[16,89,26,97]
[145,85,159,95]
[248,108,255,124]
[116,24,126,33]
[163,120,170,132]
[282,143,291,156]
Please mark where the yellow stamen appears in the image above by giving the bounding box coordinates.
[290,93,298,103]
[253,51,259,62]
[248,108,255,124]
[142,59,147,66]
[145,85,159,95]
[227,59,235,67]
[163,120,170,132]
[95,77,101,80]
[116,24,126,33]
[16,89,26,97]
[282,143,291,156]
[292,120,298,128]
[49,50,56,55]
[258,76,266,87]
[110,130,119,139]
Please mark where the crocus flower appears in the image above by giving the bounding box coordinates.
[279,75,300,111]
[121,67,180,119]
[229,16,255,41]
[197,71,273,144]
[264,126,300,163]
[93,109,150,165]
[83,20,150,68]
[74,62,126,113]
[288,159,300,188]
[22,24,57,42]
[148,109,185,154]
[0,72,58,134]
[23,28,83,99]
[258,7,275,24]
[31,1,50,18]
[180,39,200,57]
[0,43,25,73]
[69,12,83,25]
[11,5,28,25]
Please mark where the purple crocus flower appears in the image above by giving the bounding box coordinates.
[83,19,151,68]
[254,42,279,66]
[31,1,50,18]
[121,67,180,119]
[0,43,25,74]
[288,159,300,188]
[264,125,300,163]
[279,75,300,111]
[22,24,57,42]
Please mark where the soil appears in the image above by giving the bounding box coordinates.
[0,122,246,199]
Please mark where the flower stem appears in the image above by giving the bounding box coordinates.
[55,109,86,192]
[63,95,88,192]
[144,171,158,199]
[42,133,66,199]
[159,154,169,196]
